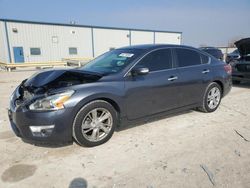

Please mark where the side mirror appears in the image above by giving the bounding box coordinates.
[131,67,149,76]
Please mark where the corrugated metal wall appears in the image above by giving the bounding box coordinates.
[131,31,154,45]
[155,32,181,44]
[6,22,93,63]
[0,20,182,63]
[93,28,130,56]
[0,21,9,63]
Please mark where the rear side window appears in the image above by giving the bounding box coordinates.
[175,48,201,67]
[138,49,172,71]
[200,53,209,64]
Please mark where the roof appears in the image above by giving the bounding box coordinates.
[0,18,182,34]
[199,47,220,50]
[118,44,194,51]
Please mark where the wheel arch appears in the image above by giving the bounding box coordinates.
[93,97,121,114]
[73,94,123,119]
[212,80,224,96]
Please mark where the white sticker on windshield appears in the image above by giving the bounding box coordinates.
[119,53,134,58]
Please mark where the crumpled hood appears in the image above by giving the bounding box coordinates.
[235,38,250,56]
[23,69,102,89]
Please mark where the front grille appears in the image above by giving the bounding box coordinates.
[236,64,250,72]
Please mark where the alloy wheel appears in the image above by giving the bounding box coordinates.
[207,87,221,109]
[81,108,113,142]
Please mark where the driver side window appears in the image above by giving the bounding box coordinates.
[137,49,172,71]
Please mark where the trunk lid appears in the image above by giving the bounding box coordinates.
[235,38,250,57]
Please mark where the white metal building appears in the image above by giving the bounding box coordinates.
[0,19,182,64]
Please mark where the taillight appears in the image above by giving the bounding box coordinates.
[224,64,232,74]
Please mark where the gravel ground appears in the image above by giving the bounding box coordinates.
[0,69,250,188]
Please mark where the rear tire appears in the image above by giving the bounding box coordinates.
[73,100,118,147]
[198,82,222,113]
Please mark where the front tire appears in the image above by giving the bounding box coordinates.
[198,82,222,113]
[73,100,118,147]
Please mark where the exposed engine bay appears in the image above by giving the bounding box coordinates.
[16,69,102,103]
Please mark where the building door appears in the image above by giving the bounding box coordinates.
[13,47,24,63]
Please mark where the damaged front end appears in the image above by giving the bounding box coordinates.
[15,69,102,106]
[23,69,102,93]
[8,69,102,144]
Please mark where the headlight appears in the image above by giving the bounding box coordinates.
[29,90,74,111]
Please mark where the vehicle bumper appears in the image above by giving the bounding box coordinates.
[8,105,74,145]
[222,75,232,97]
[232,71,250,82]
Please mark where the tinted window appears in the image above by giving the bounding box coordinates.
[69,47,78,55]
[30,48,41,55]
[200,53,209,64]
[137,49,172,71]
[175,48,201,67]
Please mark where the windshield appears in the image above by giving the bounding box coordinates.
[81,49,144,75]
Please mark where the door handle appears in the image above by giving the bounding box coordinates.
[202,69,210,74]
[168,76,178,81]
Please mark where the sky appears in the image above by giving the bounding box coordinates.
[0,0,249,47]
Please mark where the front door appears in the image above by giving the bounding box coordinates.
[13,47,24,63]
[125,48,180,120]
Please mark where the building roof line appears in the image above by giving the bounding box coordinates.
[0,18,182,34]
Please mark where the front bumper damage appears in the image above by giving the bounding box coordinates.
[8,86,74,145]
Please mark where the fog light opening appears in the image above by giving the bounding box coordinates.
[29,125,55,137]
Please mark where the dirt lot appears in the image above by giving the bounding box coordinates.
[0,69,250,188]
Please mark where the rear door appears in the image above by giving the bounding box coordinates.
[124,48,180,120]
[173,48,210,106]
